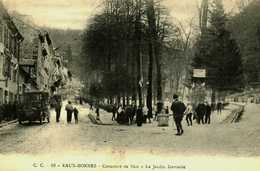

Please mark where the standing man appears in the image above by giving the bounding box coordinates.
[90,101,93,110]
[165,106,169,114]
[54,96,62,123]
[217,101,222,114]
[196,102,206,124]
[79,96,83,105]
[171,94,186,136]
[65,101,74,123]
[205,102,212,124]
[136,105,143,127]
[129,103,137,124]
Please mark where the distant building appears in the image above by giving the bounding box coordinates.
[2,6,68,98]
[0,2,23,104]
[20,31,69,95]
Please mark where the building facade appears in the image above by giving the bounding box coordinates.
[0,2,23,104]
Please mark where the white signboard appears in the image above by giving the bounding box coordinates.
[193,69,206,78]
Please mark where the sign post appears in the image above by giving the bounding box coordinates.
[193,69,206,78]
[190,69,207,106]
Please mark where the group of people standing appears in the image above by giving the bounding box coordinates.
[88,94,224,137]
[170,95,225,136]
[194,102,212,125]
[112,104,138,125]
[53,97,79,124]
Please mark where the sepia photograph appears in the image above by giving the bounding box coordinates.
[0,0,260,170]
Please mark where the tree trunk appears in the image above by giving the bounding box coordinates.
[155,50,163,113]
[126,96,130,106]
[123,95,126,107]
[147,0,163,113]
[135,0,143,107]
[146,0,155,119]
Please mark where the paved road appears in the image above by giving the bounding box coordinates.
[0,103,259,157]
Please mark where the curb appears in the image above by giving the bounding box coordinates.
[88,114,114,126]
[221,104,245,124]
[0,119,18,128]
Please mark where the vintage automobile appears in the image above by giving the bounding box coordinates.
[18,91,50,124]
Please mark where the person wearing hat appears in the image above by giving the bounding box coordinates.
[65,101,74,123]
[171,94,186,136]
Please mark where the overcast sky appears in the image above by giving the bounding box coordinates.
[3,0,240,30]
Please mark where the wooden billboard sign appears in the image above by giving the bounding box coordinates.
[193,69,206,78]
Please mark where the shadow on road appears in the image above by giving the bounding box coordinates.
[16,122,49,127]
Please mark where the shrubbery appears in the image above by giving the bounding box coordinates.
[0,103,21,123]
[82,97,114,113]
[98,103,114,113]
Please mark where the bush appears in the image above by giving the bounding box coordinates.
[98,103,114,113]
[0,103,20,122]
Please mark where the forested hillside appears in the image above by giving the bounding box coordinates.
[229,0,260,85]
[42,27,85,79]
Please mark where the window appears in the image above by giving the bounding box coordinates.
[14,38,17,57]
[9,65,12,81]
[17,43,20,59]
[19,84,23,94]
[4,25,8,48]
[9,92,13,103]
[9,32,12,53]
[0,88,3,104]
[13,68,17,82]
[0,19,3,43]
[4,90,8,104]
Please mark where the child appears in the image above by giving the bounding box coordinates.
[73,107,79,124]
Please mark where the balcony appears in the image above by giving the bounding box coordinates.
[19,58,36,66]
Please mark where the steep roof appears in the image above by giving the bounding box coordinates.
[0,1,24,41]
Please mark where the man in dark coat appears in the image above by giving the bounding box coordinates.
[217,101,222,114]
[171,94,186,136]
[130,104,137,124]
[53,95,62,122]
[205,102,211,124]
[196,102,206,124]
[54,96,62,123]
[65,101,74,123]
[136,106,143,127]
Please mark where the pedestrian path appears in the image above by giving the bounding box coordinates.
[211,104,240,124]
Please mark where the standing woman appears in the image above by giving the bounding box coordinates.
[185,103,193,126]
[73,107,79,124]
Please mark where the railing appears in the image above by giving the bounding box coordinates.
[231,105,245,123]
[221,103,245,124]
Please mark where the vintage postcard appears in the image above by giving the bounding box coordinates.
[0,0,259,171]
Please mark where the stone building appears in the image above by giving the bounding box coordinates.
[0,2,23,104]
